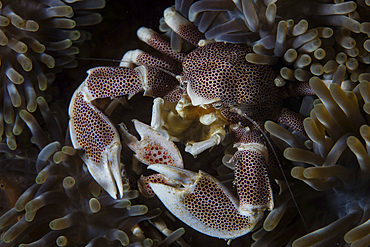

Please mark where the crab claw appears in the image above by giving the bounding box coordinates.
[148,164,263,240]
[119,119,183,168]
[69,65,180,199]
[69,83,124,199]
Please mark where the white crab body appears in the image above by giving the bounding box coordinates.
[68,6,311,241]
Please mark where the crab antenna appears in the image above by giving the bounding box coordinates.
[76,57,123,63]
[230,107,309,233]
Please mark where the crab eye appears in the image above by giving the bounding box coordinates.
[214,102,223,109]
[180,81,187,90]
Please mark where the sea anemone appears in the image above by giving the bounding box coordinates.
[263,77,370,246]
[0,141,188,246]
[172,0,370,87]
[5,0,368,246]
[159,1,370,245]
[0,0,105,150]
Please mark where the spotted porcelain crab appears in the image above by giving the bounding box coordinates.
[68,7,313,240]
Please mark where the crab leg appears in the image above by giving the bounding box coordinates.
[121,49,180,74]
[163,6,206,47]
[137,27,187,63]
[184,130,225,156]
[137,6,206,64]
[277,108,307,137]
[147,164,263,240]
[229,125,274,216]
[68,66,180,198]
